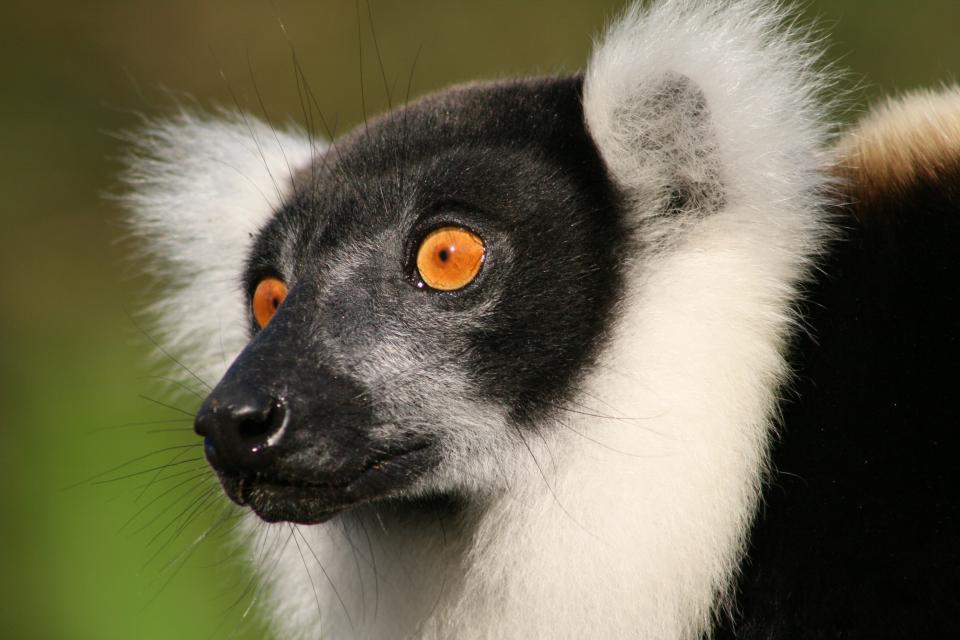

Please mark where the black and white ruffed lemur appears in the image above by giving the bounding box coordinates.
[122,1,960,637]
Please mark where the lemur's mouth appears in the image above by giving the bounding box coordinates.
[214,441,435,524]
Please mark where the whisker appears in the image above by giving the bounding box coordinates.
[511,423,601,543]
[129,464,211,492]
[145,484,219,553]
[546,397,675,440]
[86,417,193,435]
[356,515,380,619]
[209,506,251,542]
[366,0,392,110]
[170,487,223,544]
[137,394,197,418]
[553,417,665,458]
[218,317,229,374]
[406,511,450,640]
[282,32,371,209]
[398,43,422,202]
[217,529,268,620]
[226,525,297,637]
[64,444,201,489]
[275,15,320,187]
[338,517,366,618]
[134,444,200,502]
[291,524,325,633]
[144,427,196,434]
[299,524,357,635]
[124,308,213,391]
[125,471,211,535]
[136,375,206,400]
[211,48,285,205]
[355,0,369,136]
[145,504,237,608]
[246,47,296,186]
[90,457,206,486]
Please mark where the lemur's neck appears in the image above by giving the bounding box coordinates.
[252,493,477,639]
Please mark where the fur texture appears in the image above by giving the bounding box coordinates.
[835,86,960,207]
[565,0,832,635]
[714,86,960,638]
[124,1,838,638]
[122,111,314,383]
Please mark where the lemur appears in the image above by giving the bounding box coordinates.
[122,1,960,638]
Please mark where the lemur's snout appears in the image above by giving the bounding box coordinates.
[194,387,287,475]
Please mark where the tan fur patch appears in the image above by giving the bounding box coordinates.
[836,87,960,206]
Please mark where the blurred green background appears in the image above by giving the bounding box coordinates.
[1,1,957,638]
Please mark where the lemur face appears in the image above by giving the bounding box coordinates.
[194,77,626,524]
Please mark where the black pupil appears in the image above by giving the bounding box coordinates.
[272,297,280,309]
[438,248,450,262]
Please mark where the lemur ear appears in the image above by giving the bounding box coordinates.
[583,0,828,230]
[587,69,722,217]
[121,112,314,381]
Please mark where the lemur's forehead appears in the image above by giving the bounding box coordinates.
[331,75,590,163]
[258,75,606,270]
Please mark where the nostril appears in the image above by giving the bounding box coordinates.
[235,397,287,448]
[195,389,288,473]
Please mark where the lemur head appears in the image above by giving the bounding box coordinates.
[192,78,627,523]
[127,0,828,540]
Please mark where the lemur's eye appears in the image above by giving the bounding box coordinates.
[253,277,288,328]
[416,226,485,291]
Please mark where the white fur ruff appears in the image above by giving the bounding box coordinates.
[125,1,834,638]
[121,110,314,383]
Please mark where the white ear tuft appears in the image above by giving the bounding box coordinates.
[584,0,831,237]
[120,111,315,382]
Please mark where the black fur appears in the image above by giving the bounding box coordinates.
[196,76,627,524]
[245,75,624,419]
[716,160,960,637]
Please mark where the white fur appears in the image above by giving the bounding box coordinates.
[122,110,315,383]
[127,1,834,638]
[522,2,833,635]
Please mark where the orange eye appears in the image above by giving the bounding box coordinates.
[252,277,288,328]
[415,226,485,291]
